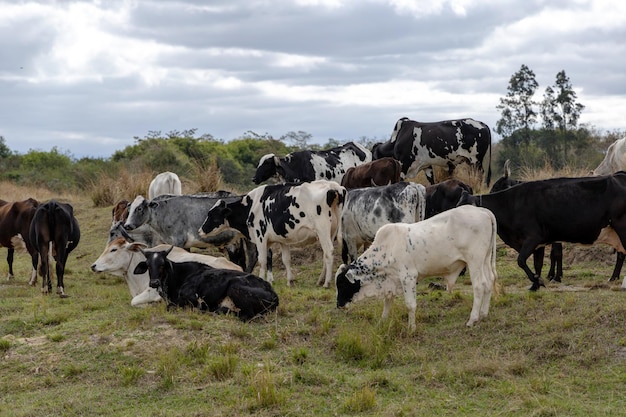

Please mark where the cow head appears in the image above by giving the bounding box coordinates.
[91,239,147,276]
[199,199,231,238]
[124,196,152,231]
[133,246,175,290]
[335,264,362,308]
[252,154,278,184]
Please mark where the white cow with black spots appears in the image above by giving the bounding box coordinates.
[335,205,498,332]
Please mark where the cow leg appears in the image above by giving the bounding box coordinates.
[55,247,69,298]
[382,296,393,320]
[548,243,563,282]
[280,245,294,286]
[29,252,38,285]
[317,237,335,288]
[256,244,270,283]
[517,242,545,291]
[610,252,625,282]
[6,248,14,280]
[401,275,418,332]
[532,246,545,279]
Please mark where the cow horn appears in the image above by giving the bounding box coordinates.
[503,159,511,179]
[119,225,134,242]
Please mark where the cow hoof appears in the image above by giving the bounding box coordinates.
[59,294,69,298]
[550,277,562,283]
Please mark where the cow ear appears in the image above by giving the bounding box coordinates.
[128,242,147,252]
[134,261,148,274]
[344,265,357,283]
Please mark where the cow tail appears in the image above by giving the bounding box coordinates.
[489,211,500,298]
[328,187,346,247]
[484,130,493,186]
[418,184,426,222]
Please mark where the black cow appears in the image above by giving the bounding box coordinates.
[29,200,80,297]
[372,117,492,185]
[424,179,473,219]
[458,172,626,290]
[134,247,279,321]
[490,160,625,282]
[0,198,39,281]
[252,142,371,184]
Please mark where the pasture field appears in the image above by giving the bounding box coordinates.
[2,185,626,416]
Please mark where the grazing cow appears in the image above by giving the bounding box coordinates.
[90,238,242,306]
[592,137,626,176]
[458,172,626,290]
[123,192,257,272]
[424,179,473,219]
[29,200,80,296]
[200,180,346,287]
[252,142,371,185]
[340,157,402,189]
[0,198,39,281]
[340,182,426,264]
[134,247,279,321]
[335,205,498,332]
[148,171,182,200]
[372,117,492,185]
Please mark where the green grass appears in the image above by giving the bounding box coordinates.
[2,196,626,416]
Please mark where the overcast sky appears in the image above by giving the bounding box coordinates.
[1,0,624,159]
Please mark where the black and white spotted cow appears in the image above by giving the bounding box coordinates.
[200,180,346,288]
[252,142,371,184]
[372,117,492,185]
[335,205,498,332]
[340,181,426,264]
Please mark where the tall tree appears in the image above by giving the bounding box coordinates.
[540,71,586,168]
[541,70,585,132]
[495,64,539,142]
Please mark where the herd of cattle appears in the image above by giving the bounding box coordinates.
[3,118,626,331]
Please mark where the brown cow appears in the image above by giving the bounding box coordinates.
[111,199,130,226]
[0,198,39,281]
[340,157,401,189]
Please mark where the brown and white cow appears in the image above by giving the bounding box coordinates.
[335,205,498,332]
[0,198,39,281]
[340,157,402,189]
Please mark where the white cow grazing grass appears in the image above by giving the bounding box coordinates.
[148,171,182,200]
[90,239,242,306]
[335,205,498,332]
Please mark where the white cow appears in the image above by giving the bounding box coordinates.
[90,239,242,306]
[592,137,626,176]
[335,205,498,331]
[148,171,182,200]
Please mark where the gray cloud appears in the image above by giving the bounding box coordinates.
[0,0,624,158]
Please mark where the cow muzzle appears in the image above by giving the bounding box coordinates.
[149,279,161,289]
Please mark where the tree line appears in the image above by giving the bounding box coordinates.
[0,64,623,197]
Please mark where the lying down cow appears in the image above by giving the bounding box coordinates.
[335,205,498,331]
[90,238,242,306]
[134,247,279,321]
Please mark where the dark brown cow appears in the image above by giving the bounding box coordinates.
[340,157,402,189]
[424,179,473,219]
[111,199,130,226]
[29,200,80,297]
[0,198,39,281]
